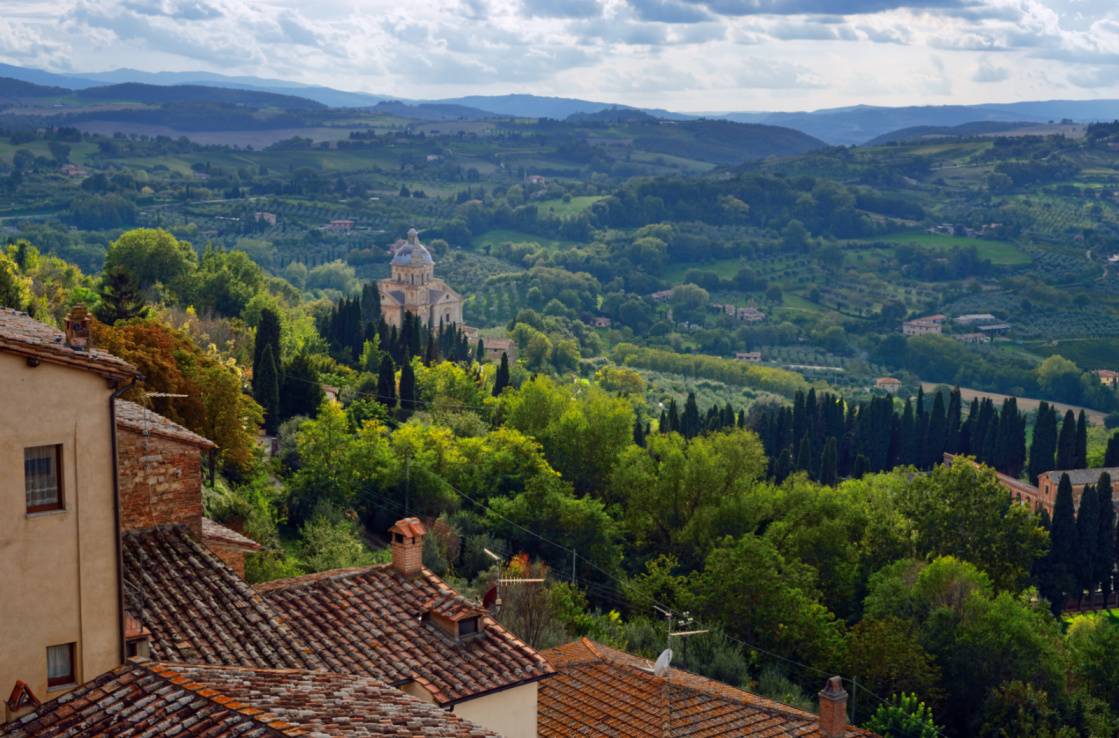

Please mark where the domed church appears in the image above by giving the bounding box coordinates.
[377,228,464,331]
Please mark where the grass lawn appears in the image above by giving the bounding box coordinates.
[472,228,573,251]
[533,195,605,218]
[663,258,743,283]
[877,231,1031,266]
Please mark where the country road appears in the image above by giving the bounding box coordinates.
[920,382,1107,425]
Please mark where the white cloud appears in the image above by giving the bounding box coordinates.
[0,0,1113,110]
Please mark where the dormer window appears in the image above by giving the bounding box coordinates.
[458,616,480,638]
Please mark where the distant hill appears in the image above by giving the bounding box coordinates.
[566,108,660,124]
[720,100,1119,145]
[866,121,1039,146]
[73,83,325,109]
[432,94,691,121]
[0,77,69,99]
[369,100,495,121]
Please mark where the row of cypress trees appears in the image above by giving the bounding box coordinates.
[752,388,1099,484]
[655,391,746,440]
[1036,472,1116,613]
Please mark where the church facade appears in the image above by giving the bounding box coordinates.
[377,229,464,331]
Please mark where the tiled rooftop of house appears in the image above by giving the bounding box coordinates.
[0,661,500,738]
[0,307,137,380]
[122,525,321,670]
[539,638,877,738]
[1039,467,1119,486]
[115,398,217,448]
[256,565,554,705]
[202,515,263,551]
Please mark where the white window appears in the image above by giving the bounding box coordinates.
[25,445,63,513]
[47,643,74,686]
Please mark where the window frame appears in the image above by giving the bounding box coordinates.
[25,444,64,514]
[46,643,75,687]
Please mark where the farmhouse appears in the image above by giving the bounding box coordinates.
[955,332,992,345]
[1093,369,1119,388]
[954,313,997,325]
[902,314,945,336]
[735,351,762,362]
[875,377,902,394]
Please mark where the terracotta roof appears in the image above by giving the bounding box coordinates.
[1039,467,1119,486]
[202,516,263,551]
[115,398,217,449]
[423,592,486,623]
[257,565,554,705]
[539,639,878,738]
[390,516,427,538]
[122,525,322,670]
[0,308,138,380]
[0,661,500,738]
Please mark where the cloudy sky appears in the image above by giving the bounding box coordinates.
[1,0,1118,111]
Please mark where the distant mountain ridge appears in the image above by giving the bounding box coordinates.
[2,62,1119,144]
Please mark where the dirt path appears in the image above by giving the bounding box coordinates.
[920,382,1108,425]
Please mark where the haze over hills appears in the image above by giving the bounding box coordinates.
[4,61,1119,145]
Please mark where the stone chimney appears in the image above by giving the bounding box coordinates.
[389,517,426,577]
[818,676,849,738]
[64,305,92,351]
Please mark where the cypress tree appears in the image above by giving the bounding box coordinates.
[853,453,870,479]
[797,434,814,478]
[1107,432,1119,467]
[252,308,281,395]
[774,447,793,483]
[376,355,397,408]
[682,392,701,439]
[1050,473,1079,610]
[1075,410,1089,469]
[819,437,838,486]
[475,338,485,363]
[399,359,417,418]
[1058,410,1077,469]
[280,353,324,420]
[1029,403,1057,485]
[738,408,747,428]
[424,331,437,366]
[360,281,381,324]
[900,398,916,467]
[945,387,962,453]
[255,344,280,435]
[960,397,980,454]
[666,399,680,434]
[925,391,947,468]
[492,352,510,396]
[1097,472,1115,602]
[1077,483,1100,603]
[633,417,646,447]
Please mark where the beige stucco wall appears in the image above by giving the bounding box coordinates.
[0,352,121,709]
[452,681,539,738]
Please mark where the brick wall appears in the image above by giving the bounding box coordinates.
[206,542,248,578]
[117,427,204,539]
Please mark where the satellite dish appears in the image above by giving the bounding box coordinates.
[653,648,673,677]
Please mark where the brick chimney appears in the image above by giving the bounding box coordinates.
[389,517,426,577]
[64,304,92,351]
[818,676,848,738]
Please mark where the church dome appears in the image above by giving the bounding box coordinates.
[392,228,434,267]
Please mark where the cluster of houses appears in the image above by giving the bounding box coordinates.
[925,222,1002,238]
[0,305,869,738]
[901,312,1010,342]
[712,303,766,323]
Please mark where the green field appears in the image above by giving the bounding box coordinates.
[877,231,1032,266]
[472,228,573,252]
[534,195,605,218]
[663,257,743,283]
